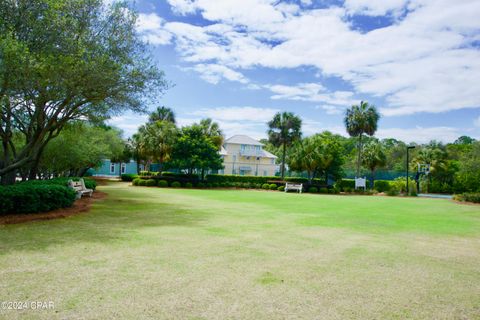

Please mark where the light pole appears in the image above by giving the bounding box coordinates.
[406,145,416,194]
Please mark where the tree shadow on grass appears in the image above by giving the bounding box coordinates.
[0,197,210,255]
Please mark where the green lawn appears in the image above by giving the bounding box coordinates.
[1,182,480,319]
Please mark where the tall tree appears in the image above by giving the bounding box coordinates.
[344,101,380,177]
[136,120,178,174]
[199,118,223,149]
[362,140,387,187]
[170,124,223,179]
[267,112,302,178]
[0,0,166,184]
[148,106,176,124]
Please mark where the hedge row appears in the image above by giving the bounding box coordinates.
[454,193,480,203]
[121,174,138,181]
[21,177,97,190]
[0,184,76,215]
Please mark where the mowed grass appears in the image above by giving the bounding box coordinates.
[1,182,480,319]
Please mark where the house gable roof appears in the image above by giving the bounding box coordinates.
[224,135,264,146]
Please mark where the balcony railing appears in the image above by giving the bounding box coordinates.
[239,149,262,157]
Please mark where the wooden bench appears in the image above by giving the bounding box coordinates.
[285,182,303,193]
[68,179,93,199]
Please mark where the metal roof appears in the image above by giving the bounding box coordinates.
[224,135,264,146]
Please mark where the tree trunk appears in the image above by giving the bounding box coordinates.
[281,142,287,179]
[0,170,17,185]
[356,134,363,177]
[371,168,375,189]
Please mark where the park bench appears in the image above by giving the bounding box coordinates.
[285,182,303,193]
[68,178,93,199]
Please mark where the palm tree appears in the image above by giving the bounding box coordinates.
[268,112,302,178]
[138,121,178,173]
[362,140,386,187]
[199,118,223,148]
[149,106,176,124]
[344,101,380,177]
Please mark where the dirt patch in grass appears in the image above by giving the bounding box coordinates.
[0,191,107,225]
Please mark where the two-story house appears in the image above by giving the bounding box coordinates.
[219,135,278,176]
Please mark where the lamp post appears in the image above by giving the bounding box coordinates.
[406,145,416,194]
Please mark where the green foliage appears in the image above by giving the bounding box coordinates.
[137,179,147,186]
[455,193,480,203]
[308,187,318,193]
[386,185,400,196]
[335,179,371,191]
[269,184,278,190]
[121,174,138,182]
[374,180,391,192]
[362,140,387,185]
[171,181,181,188]
[0,0,166,182]
[22,177,97,190]
[207,174,279,185]
[242,182,252,189]
[132,178,141,186]
[197,182,206,188]
[157,180,168,187]
[145,179,156,187]
[262,183,270,190]
[277,186,285,191]
[185,182,193,188]
[319,187,328,194]
[170,124,223,178]
[268,112,302,178]
[0,184,76,215]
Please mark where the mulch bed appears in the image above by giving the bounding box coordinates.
[0,191,107,225]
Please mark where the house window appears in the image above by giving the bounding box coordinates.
[256,157,260,160]
[263,170,267,176]
[121,163,126,174]
[110,163,115,174]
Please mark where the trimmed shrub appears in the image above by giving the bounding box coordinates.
[335,178,370,191]
[308,187,318,193]
[157,180,168,187]
[22,177,97,190]
[262,183,270,190]
[211,182,219,188]
[254,183,262,189]
[374,180,391,193]
[0,184,76,215]
[132,178,141,186]
[137,179,147,186]
[185,182,193,188]
[206,183,213,188]
[456,193,480,203]
[121,174,138,182]
[277,186,285,191]
[386,185,400,196]
[171,181,181,188]
[344,187,353,193]
[145,179,156,187]
[319,187,328,194]
[242,182,251,189]
[197,182,206,188]
[269,183,277,190]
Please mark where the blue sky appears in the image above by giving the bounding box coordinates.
[108,0,480,143]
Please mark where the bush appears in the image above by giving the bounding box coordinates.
[262,183,270,190]
[242,182,251,189]
[137,179,147,186]
[211,182,219,188]
[374,180,391,193]
[308,187,318,193]
[386,185,400,196]
[254,183,262,189]
[269,183,277,190]
[145,179,156,187]
[197,182,205,188]
[0,184,76,215]
[456,193,480,203]
[171,181,181,188]
[121,174,138,182]
[319,187,328,194]
[185,182,193,188]
[277,186,285,191]
[22,177,97,190]
[157,180,168,187]
[132,178,141,186]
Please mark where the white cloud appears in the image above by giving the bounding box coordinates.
[156,0,480,116]
[189,64,249,84]
[107,113,148,137]
[317,105,344,115]
[137,13,172,45]
[190,106,279,122]
[376,126,462,144]
[266,83,357,106]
